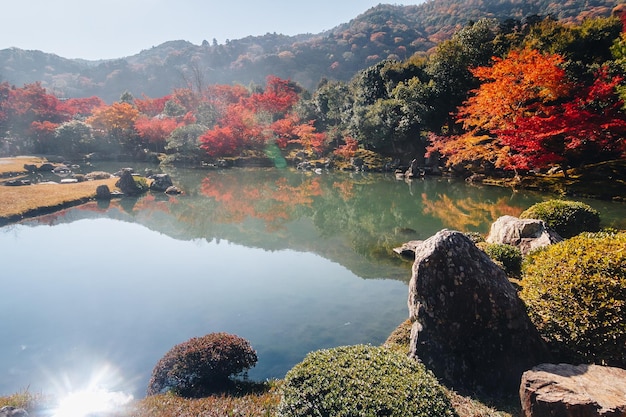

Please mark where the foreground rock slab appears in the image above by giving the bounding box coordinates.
[408,229,550,394]
[520,363,626,417]
[0,406,28,417]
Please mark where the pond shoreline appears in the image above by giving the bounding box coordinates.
[1,156,624,227]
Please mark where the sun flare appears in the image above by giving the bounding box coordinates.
[53,388,133,417]
[48,362,134,417]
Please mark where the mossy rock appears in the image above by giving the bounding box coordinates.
[519,199,600,238]
[278,344,457,417]
[520,231,626,366]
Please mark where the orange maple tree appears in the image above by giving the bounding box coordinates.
[459,48,571,133]
[428,48,573,172]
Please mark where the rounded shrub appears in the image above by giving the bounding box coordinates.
[147,332,258,397]
[480,242,522,276]
[277,344,456,417]
[519,199,600,238]
[520,231,626,366]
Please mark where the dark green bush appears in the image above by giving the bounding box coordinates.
[520,231,626,366]
[147,333,258,397]
[519,199,600,238]
[277,345,457,417]
[480,243,522,276]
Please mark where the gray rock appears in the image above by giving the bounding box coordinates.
[0,406,28,417]
[165,185,182,195]
[115,170,143,196]
[37,163,55,172]
[392,240,423,257]
[520,363,626,417]
[95,184,111,200]
[150,174,173,191]
[84,171,112,180]
[5,179,31,186]
[408,229,551,394]
[486,215,562,255]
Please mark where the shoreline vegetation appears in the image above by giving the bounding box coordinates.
[1,155,624,228]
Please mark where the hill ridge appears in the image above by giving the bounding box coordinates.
[0,0,620,101]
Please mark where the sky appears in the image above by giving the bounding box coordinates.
[0,0,420,61]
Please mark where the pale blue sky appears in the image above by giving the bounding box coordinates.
[1,1,421,61]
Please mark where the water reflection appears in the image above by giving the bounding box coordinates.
[0,218,409,398]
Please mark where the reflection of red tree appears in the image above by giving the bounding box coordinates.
[333,180,355,201]
[200,176,323,230]
[132,194,175,215]
[421,193,524,231]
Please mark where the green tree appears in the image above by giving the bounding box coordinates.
[164,123,207,166]
[426,18,499,132]
[54,120,95,156]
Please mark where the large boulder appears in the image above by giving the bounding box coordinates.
[486,215,562,255]
[408,229,551,394]
[115,170,143,196]
[95,184,111,200]
[149,174,173,192]
[520,363,626,417]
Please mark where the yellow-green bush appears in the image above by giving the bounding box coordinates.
[277,345,457,417]
[479,242,522,276]
[520,231,626,366]
[519,199,600,238]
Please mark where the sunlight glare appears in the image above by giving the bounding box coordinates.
[53,388,133,417]
[49,362,134,417]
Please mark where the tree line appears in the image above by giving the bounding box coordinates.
[1,13,625,177]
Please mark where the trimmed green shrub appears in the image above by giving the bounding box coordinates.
[277,345,457,417]
[519,199,600,238]
[480,242,523,276]
[147,333,258,397]
[520,231,626,366]
[384,319,413,352]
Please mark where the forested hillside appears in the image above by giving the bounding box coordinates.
[0,0,621,102]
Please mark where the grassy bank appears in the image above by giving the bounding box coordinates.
[0,157,118,225]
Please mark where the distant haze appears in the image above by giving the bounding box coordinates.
[1,0,422,60]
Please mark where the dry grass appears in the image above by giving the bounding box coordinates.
[0,156,119,223]
[0,177,119,220]
[0,156,46,176]
[128,389,280,417]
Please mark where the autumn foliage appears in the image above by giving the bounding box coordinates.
[430,47,626,174]
[147,333,258,397]
[498,69,626,171]
[200,75,326,157]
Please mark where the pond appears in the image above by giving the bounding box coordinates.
[2,165,625,401]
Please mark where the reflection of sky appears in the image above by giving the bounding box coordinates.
[0,219,408,398]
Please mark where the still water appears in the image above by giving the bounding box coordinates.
[1,166,625,400]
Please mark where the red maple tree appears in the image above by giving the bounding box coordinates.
[498,69,626,173]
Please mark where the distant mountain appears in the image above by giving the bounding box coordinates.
[0,0,621,102]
